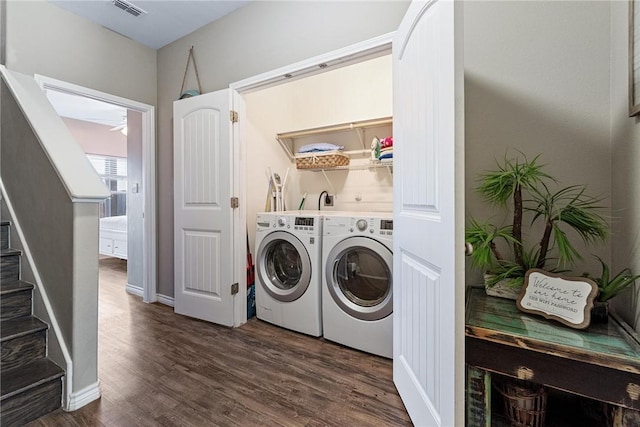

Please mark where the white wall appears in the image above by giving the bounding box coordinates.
[245,55,393,252]
[5,0,156,106]
[464,1,612,285]
[156,1,410,298]
[610,1,640,332]
[127,110,143,290]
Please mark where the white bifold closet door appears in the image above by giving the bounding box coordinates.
[174,89,236,326]
[392,0,465,425]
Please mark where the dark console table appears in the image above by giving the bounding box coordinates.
[465,288,640,426]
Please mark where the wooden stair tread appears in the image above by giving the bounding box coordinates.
[0,316,47,342]
[0,279,33,295]
[0,359,64,401]
[0,248,21,257]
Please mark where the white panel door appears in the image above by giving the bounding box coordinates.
[174,89,235,326]
[393,1,464,426]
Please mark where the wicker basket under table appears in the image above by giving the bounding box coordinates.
[495,379,547,427]
[295,151,349,169]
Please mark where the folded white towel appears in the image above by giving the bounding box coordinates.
[298,142,344,153]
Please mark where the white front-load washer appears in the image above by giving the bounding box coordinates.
[255,212,323,337]
[322,213,393,358]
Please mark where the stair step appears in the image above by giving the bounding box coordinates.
[1,316,47,342]
[0,221,9,250]
[0,248,21,257]
[0,279,33,295]
[0,248,21,282]
[0,359,63,425]
[1,358,64,400]
[0,280,33,321]
[1,316,47,370]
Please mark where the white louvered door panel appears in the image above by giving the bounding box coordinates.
[174,89,234,326]
[392,1,465,425]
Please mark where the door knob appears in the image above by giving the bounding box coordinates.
[464,242,473,256]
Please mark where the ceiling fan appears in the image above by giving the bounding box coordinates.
[109,116,128,136]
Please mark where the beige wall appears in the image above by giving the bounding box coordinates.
[245,55,393,253]
[464,1,612,286]
[156,1,410,298]
[5,0,156,106]
[610,1,640,331]
[62,118,127,158]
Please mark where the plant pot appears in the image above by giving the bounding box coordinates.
[484,275,522,300]
[590,301,609,324]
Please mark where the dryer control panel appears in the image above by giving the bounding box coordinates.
[379,219,393,236]
[323,215,393,237]
[350,218,393,236]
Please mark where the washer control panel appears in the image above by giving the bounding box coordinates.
[293,216,316,232]
[256,214,320,235]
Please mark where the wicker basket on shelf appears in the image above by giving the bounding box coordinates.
[295,151,349,169]
[495,379,547,427]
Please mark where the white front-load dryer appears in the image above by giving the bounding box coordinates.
[322,213,393,358]
[255,212,322,337]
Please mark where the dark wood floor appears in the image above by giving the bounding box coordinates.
[27,257,411,426]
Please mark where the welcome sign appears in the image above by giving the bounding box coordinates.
[516,269,599,329]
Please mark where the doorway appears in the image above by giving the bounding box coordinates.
[228,33,394,325]
[34,75,157,303]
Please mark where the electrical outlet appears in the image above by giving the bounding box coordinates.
[325,194,334,206]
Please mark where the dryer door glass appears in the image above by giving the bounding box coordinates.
[266,240,302,290]
[326,236,393,321]
[257,231,312,303]
[336,247,390,307]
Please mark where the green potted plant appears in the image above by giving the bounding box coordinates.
[583,256,640,322]
[466,152,609,299]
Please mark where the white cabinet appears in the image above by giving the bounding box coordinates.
[99,231,127,260]
[99,237,113,255]
[112,238,127,259]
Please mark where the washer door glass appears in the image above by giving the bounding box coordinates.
[326,236,392,321]
[267,241,302,289]
[258,231,311,302]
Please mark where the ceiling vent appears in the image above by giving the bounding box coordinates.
[112,0,147,17]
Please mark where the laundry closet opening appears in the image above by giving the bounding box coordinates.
[243,53,394,358]
[244,54,393,255]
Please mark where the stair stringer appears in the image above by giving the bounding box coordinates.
[0,181,78,410]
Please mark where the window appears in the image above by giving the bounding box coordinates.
[87,154,127,218]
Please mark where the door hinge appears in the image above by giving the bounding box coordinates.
[230,110,238,123]
[230,197,239,209]
[231,283,239,295]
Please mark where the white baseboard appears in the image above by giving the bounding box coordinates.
[65,380,101,411]
[127,285,173,307]
[156,293,174,307]
[126,283,143,297]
